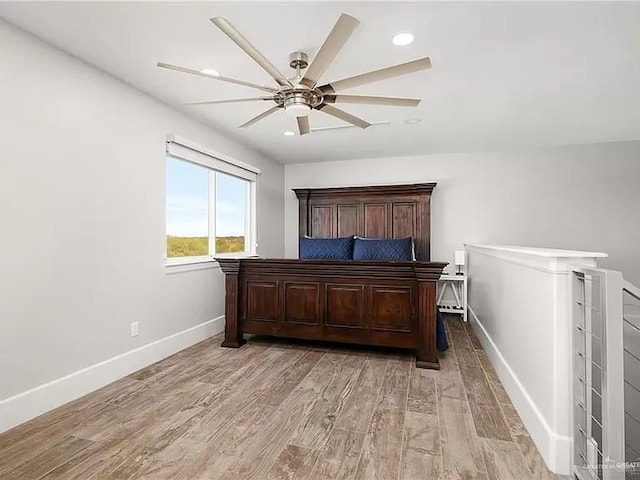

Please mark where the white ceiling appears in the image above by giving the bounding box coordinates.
[2,2,640,164]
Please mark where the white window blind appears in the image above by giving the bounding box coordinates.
[166,134,259,182]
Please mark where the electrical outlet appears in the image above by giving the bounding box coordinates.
[130,321,139,337]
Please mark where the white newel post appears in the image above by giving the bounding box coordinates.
[464,244,608,476]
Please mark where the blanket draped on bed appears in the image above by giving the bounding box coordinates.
[436,310,448,352]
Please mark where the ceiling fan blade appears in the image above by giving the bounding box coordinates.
[187,97,273,106]
[210,17,292,88]
[297,116,310,136]
[316,104,371,129]
[311,121,390,133]
[324,94,420,107]
[240,106,280,128]
[299,13,360,88]
[319,57,432,94]
[157,62,277,94]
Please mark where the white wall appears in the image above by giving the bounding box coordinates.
[284,141,640,285]
[0,19,284,425]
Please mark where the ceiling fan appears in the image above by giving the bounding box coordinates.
[158,13,431,136]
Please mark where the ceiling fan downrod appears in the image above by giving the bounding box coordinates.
[289,51,309,79]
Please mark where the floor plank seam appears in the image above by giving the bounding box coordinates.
[305,350,371,479]
[273,349,330,411]
[450,321,490,476]
[351,357,391,480]
[490,391,515,444]
[475,352,516,445]
[15,434,95,480]
[432,360,445,480]
[397,357,412,480]
[261,349,351,480]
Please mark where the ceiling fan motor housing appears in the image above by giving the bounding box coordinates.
[276,87,323,117]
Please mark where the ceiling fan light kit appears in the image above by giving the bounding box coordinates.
[285,103,311,117]
[158,13,431,136]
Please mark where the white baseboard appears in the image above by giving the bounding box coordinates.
[0,315,225,434]
[467,306,572,475]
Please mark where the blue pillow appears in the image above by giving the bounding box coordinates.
[353,237,414,261]
[299,236,354,260]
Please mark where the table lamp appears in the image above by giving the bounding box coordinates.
[454,250,465,275]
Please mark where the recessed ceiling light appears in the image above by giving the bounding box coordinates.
[283,131,295,136]
[405,118,422,125]
[200,68,220,76]
[392,33,414,46]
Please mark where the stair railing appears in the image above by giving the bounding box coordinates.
[571,267,627,480]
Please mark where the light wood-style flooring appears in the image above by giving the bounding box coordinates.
[0,317,562,479]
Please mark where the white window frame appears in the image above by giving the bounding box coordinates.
[164,135,259,272]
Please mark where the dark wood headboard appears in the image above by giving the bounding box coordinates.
[293,183,436,261]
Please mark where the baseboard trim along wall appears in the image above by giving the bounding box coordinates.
[468,305,572,474]
[0,316,225,434]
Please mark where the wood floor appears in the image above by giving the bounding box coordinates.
[0,316,562,480]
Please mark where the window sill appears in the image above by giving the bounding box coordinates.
[164,257,219,274]
[164,253,257,274]
[213,252,259,259]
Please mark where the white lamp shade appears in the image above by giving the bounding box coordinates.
[454,250,465,266]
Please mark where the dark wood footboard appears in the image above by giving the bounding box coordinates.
[217,258,446,369]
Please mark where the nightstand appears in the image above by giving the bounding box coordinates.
[437,274,468,322]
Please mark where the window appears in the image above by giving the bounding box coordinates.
[166,157,210,258]
[215,172,249,254]
[165,136,258,265]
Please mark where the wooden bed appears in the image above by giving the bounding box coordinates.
[217,183,447,369]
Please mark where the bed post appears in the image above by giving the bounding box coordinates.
[293,188,311,237]
[217,258,246,348]
[414,263,445,369]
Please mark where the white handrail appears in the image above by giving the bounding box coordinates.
[624,280,640,302]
